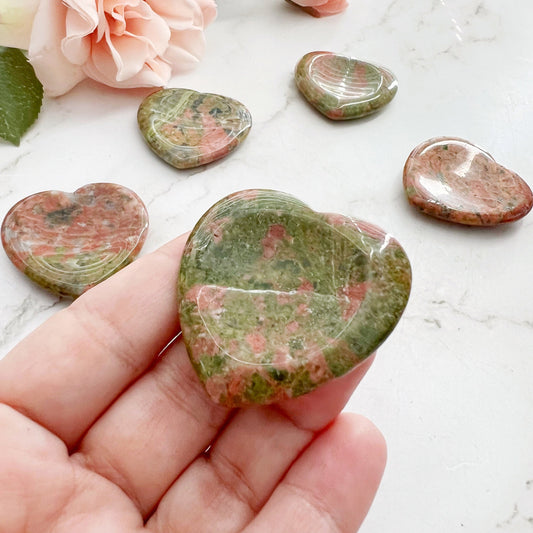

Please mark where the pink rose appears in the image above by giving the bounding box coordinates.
[27,0,217,96]
[288,0,348,17]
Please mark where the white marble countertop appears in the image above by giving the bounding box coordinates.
[1,1,532,531]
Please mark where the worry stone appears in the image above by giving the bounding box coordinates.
[295,52,398,120]
[403,137,533,225]
[285,0,349,18]
[178,189,411,407]
[1,183,149,298]
[137,88,252,170]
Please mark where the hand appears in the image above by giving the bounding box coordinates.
[0,234,386,533]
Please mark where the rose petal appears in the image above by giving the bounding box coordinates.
[121,7,170,55]
[104,32,166,81]
[75,0,170,84]
[151,0,216,73]
[196,0,217,25]
[28,0,86,96]
[164,28,206,72]
[147,0,216,30]
[83,52,171,87]
[62,3,98,65]
[27,0,216,95]
[102,16,169,81]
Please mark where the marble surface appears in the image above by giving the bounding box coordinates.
[0,0,532,531]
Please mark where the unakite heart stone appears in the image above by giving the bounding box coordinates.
[137,88,252,170]
[295,52,398,120]
[1,183,149,298]
[178,190,411,407]
[285,0,348,17]
[403,137,533,225]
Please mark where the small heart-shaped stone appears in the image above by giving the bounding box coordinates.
[178,189,411,407]
[137,88,252,170]
[285,0,348,18]
[295,52,398,120]
[1,183,149,297]
[403,137,533,225]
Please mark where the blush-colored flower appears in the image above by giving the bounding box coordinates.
[287,0,348,17]
[27,0,217,96]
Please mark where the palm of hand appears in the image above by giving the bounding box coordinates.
[0,235,385,533]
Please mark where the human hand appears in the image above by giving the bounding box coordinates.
[0,234,386,533]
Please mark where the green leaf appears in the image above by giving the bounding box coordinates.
[0,46,43,146]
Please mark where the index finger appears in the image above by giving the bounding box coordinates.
[0,234,188,447]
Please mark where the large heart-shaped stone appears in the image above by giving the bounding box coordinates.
[295,52,398,120]
[1,183,149,298]
[137,88,252,170]
[403,137,533,225]
[178,190,411,406]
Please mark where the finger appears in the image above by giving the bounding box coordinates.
[0,404,145,532]
[0,234,188,447]
[146,358,373,533]
[243,413,387,533]
[72,338,232,516]
[275,355,375,431]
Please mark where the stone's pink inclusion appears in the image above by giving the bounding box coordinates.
[403,137,533,226]
[286,0,348,17]
[339,282,368,321]
[246,332,267,354]
[261,224,291,259]
[186,285,227,313]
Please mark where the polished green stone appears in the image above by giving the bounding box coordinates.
[178,190,411,406]
[137,88,252,169]
[295,52,398,120]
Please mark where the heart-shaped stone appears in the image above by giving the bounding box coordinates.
[285,0,348,17]
[295,52,398,120]
[403,137,533,225]
[1,183,149,298]
[178,189,411,407]
[137,88,252,170]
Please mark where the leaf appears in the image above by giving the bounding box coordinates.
[0,46,43,146]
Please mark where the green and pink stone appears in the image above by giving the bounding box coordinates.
[286,0,349,17]
[1,183,149,298]
[295,52,398,120]
[178,190,411,407]
[138,88,252,170]
[403,137,533,225]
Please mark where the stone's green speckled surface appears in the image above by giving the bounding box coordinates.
[295,51,398,120]
[178,189,411,407]
[137,88,252,170]
[1,183,149,298]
